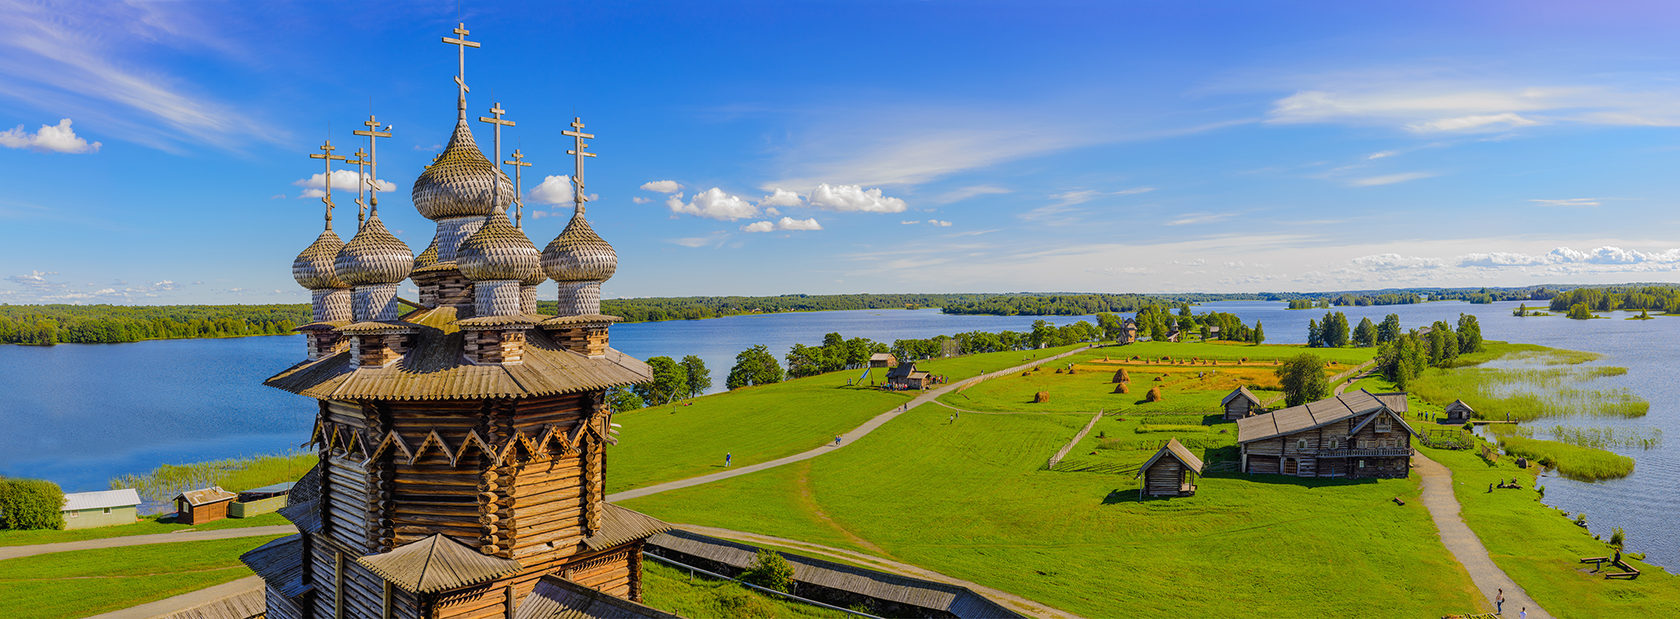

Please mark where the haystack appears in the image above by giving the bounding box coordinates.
[1114,383,1130,394]
[1034,391,1050,403]
[1145,387,1163,402]
[1112,368,1130,383]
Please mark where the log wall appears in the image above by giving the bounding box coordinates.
[1143,460,1183,496]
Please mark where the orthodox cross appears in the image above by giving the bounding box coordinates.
[442,22,479,112]
[562,117,595,214]
[343,148,370,226]
[307,139,346,229]
[477,102,514,208]
[352,116,392,216]
[504,148,532,228]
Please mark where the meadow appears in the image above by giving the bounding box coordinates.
[0,511,286,547]
[1495,436,1636,481]
[622,405,1485,617]
[641,560,852,618]
[0,535,284,619]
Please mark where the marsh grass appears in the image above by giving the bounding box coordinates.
[1545,425,1662,450]
[1410,367,1647,421]
[109,452,314,507]
[1497,436,1635,481]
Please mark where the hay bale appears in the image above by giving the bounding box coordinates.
[1054,368,1065,374]
[1021,371,1031,377]
[1034,391,1050,403]
[1114,383,1130,394]
[1145,387,1163,402]
[1112,368,1130,383]
[1152,375,1163,382]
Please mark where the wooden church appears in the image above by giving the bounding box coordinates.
[245,23,674,619]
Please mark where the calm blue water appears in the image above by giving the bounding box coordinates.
[0,302,1675,568]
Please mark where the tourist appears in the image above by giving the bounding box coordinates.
[834,435,842,446]
[1496,589,1503,614]
[1518,607,1526,619]
[725,452,732,467]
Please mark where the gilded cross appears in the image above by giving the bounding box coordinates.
[504,148,532,228]
[352,116,392,216]
[562,117,596,214]
[343,148,370,226]
[477,102,515,208]
[441,22,480,111]
[307,139,346,229]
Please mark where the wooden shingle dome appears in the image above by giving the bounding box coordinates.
[542,211,617,283]
[291,229,347,290]
[411,117,514,221]
[334,213,414,286]
[457,210,540,282]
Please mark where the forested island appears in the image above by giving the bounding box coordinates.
[2,284,1673,345]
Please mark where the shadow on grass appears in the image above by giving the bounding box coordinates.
[1222,472,1382,487]
[1102,489,1142,504]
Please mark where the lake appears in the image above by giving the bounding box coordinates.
[1,301,1675,569]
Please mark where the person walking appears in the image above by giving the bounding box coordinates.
[1496,589,1503,614]
[725,452,732,467]
[833,435,842,446]
[1518,607,1526,619]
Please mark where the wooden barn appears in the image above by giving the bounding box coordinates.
[1236,390,1420,478]
[174,487,237,525]
[868,352,898,368]
[1442,399,1475,424]
[1163,326,1182,342]
[886,362,932,390]
[1137,438,1204,497]
[1119,318,1139,345]
[1221,386,1265,420]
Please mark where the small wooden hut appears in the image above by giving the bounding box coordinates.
[1221,386,1264,420]
[868,353,898,368]
[886,362,930,390]
[1441,399,1475,424]
[1137,438,1204,497]
[174,486,237,524]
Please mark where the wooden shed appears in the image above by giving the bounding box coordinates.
[60,489,141,530]
[868,352,898,368]
[886,362,930,390]
[1221,386,1264,420]
[1137,438,1204,497]
[174,487,237,525]
[1119,318,1139,345]
[1441,399,1475,424]
[1236,390,1420,479]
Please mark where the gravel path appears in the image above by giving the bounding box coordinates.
[1414,453,1551,618]
[0,525,295,561]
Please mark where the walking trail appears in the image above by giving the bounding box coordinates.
[606,345,1094,502]
[1334,364,1549,617]
[85,575,263,619]
[0,525,295,561]
[674,523,1084,619]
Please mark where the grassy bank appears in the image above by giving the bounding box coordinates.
[641,560,851,618]
[1496,436,1635,481]
[623,404,1482,617]
[0,535,282,618]
[0,511,286,547]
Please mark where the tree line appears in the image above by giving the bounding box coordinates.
[1374,314,1484,389]
[1133,305,1266,344]
[1546,285,1680,314]
[0,304,307,345]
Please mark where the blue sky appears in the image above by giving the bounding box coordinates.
[3,0,1680,304]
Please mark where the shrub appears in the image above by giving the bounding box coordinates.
[739,549,795,593]
[1611,526,1625,550]
[1498,436,1634,481]
[1574,513,1589,527]
[0,478,66,530]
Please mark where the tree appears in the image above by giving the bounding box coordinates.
[784,343,826,379]
[1352,316,1376,347]
[1566,303,1595,320]
[1275,353,1329,407]
[1376,313,1402,344]
[1251,321,1265,345]
[1319,311,1350,348]
[727,345,784,389]
[679,355,711,398]
[1095,312,1128,342]
[607,386,644,412]
[1455,313,1483,354]
[1426,322,1460,368]
[0,478,65,530]
[635,356,689,405]
[740,549,795,593]
[1307,319,1322,348]
[1514,303,1528,317]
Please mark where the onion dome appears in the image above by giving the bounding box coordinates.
[457,209,540,282]
[411,117,514,221]
[334,213,415,286]
[520,262,548,287]
[292,229,347,290]
[542,211,617,282]
[413,238,439,271]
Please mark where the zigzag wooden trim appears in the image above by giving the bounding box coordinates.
[409,429,455,465]
[342,430,367,460]
[366,430,413,465]
[307,419,326,449]
[453,429,496,467]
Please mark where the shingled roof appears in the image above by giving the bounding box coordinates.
[1237,390,1400,444]
[1373,392,1409,413]
[515,575,681,619]
[356,534,523,594]
[266,306,650,401]
[240,534,309,599]
[175,487,237,507]
[583,505,671,552]
[276,499,321,534]
[1137,438,1204,476]
[1221,386,1263,408]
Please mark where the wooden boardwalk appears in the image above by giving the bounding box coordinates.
[1045,411,1104,469]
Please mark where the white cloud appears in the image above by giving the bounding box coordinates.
[764,207,781,216]
[0,118,100,153]
[1262,77,1680,134]
[807,184,907,213]
[152,280,177,290]
[1366,150,1397,160]
[758,188,804,208]
[1458,245,1680,269]
[667,188,760,220]
[928,219,952,227]
[1529,198,1600,207]
[1165,213,1234,226]
[6,270,56,287]
[631,196,651,204]
[529,175,576,205]
[1350,253,1443,271]
[294,169,395,197]
[900,220,921,225]
[1049,186,1155,207]
[1406,113,1539,133]
[640,180,682,194]
[930,185,1011,204]
[1348,172,1435,187]
[741,217,823,232]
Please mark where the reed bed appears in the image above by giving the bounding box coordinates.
[1497,436,1635,481]
[109,452,314,505]
[1411,366,1647,421]
[1545,425,1662,450]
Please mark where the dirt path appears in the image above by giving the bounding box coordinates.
[0,525,296,561]
[1044,411,1104,469]
[1331,360,1378,396]
[606,345,1095,503]
[1413,453,1551,618]
[84,575,263,619]
[790,461,890,556]
[674,523,1084,619]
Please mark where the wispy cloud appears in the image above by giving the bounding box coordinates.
[1348,172,1436,187]
[929,185,1011,204]
[742,217,822,233]
[1263,72,1680,134]
[1165,212,1234,226]
[1530,197,1601,207]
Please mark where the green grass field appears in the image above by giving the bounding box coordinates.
[0,535,283,619]
[0,511,287,547]
[622,405,1484,617]
[641,560,852,618]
